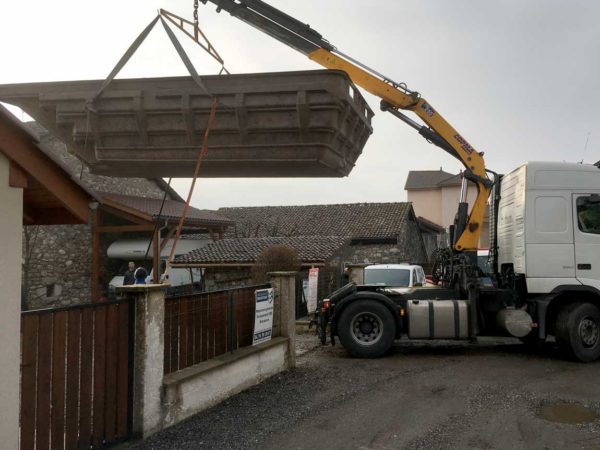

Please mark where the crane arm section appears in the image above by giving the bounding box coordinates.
[200,0,491,252]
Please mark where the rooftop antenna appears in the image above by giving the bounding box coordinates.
[579,132,591,164]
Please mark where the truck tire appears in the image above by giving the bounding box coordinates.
[555,302,600,362]
[337,300,395,358]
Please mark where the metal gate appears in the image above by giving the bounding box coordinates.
[20,299,134,449]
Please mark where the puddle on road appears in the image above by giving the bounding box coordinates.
[537,402,599,424]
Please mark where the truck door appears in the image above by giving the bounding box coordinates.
[573,193,600,290]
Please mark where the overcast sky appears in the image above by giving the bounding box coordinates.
[1,0,598,209]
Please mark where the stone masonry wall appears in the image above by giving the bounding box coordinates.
[22,126,176,309]
[23,224,92,309]
[203,267,254,292]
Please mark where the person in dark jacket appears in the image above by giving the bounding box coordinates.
[123,261,136,285]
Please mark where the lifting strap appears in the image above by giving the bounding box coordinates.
[90,14,211,104]
[164,97,218,278]
[86,11,228,282]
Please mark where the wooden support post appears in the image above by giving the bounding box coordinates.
[92,209,101,302]
[153,228,160,284]
[159,227,177,254]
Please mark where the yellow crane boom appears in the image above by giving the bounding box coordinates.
[200,0,492,252]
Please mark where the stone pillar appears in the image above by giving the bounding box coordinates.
[268,272,296,368]
[117,285,165,438]
[0,153,22,449]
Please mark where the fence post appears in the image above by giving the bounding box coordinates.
[229,291,235,352]
[268,272,297,368]
[117,285,165,439]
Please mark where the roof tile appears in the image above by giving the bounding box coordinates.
[218,203,412,239]
[100,192,233,226]
[404,170,457,190]
[173,235,349,265]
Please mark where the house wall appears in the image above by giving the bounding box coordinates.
[407,189,442,225]
[408,183,489,249]
[440,185,477,229]
[343,223,427,267]
[0,152,22,448]
[23,135,173,309]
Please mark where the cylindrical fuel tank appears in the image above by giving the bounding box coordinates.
[496,308,533,338]
[407,299,469,339]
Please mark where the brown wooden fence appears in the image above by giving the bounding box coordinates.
[164,284,271,375]
[20,299,133,450]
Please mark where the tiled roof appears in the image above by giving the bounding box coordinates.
[404,170,457,190]
[417,216,445,233]
[22,121,183,202]
[218,203,413,239]
[436,173,463,187]
[100,192,234,227]
[173,236,349,265]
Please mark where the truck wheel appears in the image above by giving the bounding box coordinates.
[555,302,600,362]
[337,300,395,358]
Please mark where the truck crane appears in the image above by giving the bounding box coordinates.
[201,0,600,362]
[200,0,492,257]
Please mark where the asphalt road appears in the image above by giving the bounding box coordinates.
[135,335,600,450]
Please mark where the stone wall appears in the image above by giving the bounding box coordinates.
[203,267,254,292]
[23,224,92,309]
[22,126,176,310]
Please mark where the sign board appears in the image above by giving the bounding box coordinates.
[253,288,275,345]
[307,268,319,314]
[302,279,309,305]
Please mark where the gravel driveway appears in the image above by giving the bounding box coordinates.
[133,334,600,450]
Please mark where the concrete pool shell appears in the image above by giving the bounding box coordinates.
[0,70,373,178]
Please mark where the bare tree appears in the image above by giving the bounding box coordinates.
[251,245,301,283]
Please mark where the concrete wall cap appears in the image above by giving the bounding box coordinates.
[116,284,166,292]
[267,271,298,276]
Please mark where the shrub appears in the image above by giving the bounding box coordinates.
[252,245,301,283]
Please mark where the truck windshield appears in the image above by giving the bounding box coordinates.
[364,269,411,287]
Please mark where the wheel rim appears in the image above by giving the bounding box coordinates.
[350,312,383,346]
[578,316,599,348]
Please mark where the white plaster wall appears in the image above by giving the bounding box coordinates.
[0,152,22,449]
[407,190,442,225]
[440,185,478,228]
[163,340,288,428]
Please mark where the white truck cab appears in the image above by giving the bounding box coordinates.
[497,162,600,293]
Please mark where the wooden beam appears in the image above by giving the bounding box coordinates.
[152,228,160,284]
[22,204,36,225]
[95,224,156,233]
[0,119,91,223]
[159,227,177,253]
[9,161,28,188]
[100,200,153,224]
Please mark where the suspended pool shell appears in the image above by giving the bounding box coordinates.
[0,70,373,177]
